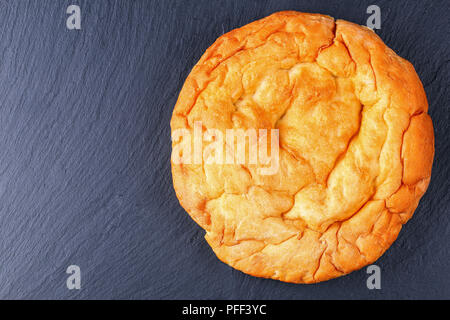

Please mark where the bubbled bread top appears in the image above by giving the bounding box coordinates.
[171,11,434,283]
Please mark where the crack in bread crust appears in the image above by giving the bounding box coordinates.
[170,11,434,283]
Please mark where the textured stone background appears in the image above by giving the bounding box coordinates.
[0,0,448,299]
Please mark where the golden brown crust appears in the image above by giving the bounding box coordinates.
[171,11,434,283]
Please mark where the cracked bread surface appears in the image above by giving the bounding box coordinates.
[170,11,434,283]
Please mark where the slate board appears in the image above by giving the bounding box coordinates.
[0,0,448,299]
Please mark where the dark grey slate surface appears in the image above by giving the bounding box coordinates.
[0,0,448,299]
